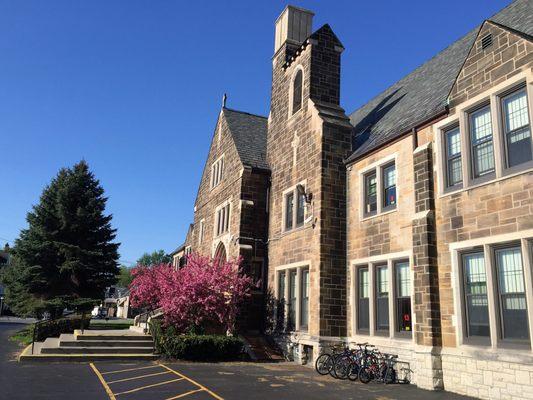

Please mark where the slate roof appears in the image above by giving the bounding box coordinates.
[347,0,533,163]
[222,108,269,170]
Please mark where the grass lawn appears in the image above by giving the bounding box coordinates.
[89,319,133,330]
[9,325,33,346]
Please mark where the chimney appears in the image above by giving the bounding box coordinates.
[274,5,314,54]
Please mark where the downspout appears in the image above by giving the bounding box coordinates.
[412,127,418,150]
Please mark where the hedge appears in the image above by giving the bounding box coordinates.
[150,320,244,361]
[33,316,90,342]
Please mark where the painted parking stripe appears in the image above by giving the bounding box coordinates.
[100,364,161,375]
[159,364,224,400]
[114,377,184,396]
[107,370,170,384]
[165,388,204,400]
[89,363,117,400]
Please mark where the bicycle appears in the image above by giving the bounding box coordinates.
[314,343,346,375]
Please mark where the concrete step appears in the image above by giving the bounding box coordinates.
[73,329,152,341]
[59,340,153,347]
[20,353,159,362]
[41,346,154,354]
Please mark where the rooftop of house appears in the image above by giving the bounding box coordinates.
[222,107,269,170]
[346,0,533,163]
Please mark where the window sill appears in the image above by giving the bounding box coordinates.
[438,166,533,199]
[360,207,397,222]
[445,343,533,364]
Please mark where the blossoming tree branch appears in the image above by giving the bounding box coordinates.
[129,254,256,334]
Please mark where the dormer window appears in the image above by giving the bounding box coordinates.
[211,155,224,189]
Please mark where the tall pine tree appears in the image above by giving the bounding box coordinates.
[2,161,119,316]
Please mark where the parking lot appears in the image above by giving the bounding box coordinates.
[1,323,474,400]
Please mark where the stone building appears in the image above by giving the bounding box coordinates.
[181,1,532,397]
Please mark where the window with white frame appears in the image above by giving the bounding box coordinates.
[444,125,463,188]
[395,261,412,333]
[354,258,412,337]
[184,246,192,256]
[438,77,533,193]
[375,265,389,333]
[198,219,205,245]
[215,202,230,237]
[283,185,306,232]
[276,265,310,332]
[501,85,532,168]
[457,241,530,345]
[362,160,396,218]
[211,156,224,188]
[469,104,495,179]
[357,267,370,332]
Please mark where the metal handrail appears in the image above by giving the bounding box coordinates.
[31,309,87,354]
[136,307,158,354]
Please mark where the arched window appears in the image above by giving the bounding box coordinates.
[214,242,227,263]
[292,69,303,114]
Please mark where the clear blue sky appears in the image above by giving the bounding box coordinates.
[0,0,511,266]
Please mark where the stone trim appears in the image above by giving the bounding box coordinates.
[434,70,533,196]
[449,229,533,352]
[358,153,399,220]
[349,251,415,340]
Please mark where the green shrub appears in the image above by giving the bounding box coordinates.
[150,320,244,361]
[32,316,90,341]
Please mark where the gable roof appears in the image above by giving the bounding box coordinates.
[222,108,269,170]
[347,0,533,164]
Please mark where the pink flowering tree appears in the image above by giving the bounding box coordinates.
[129,254,254,334]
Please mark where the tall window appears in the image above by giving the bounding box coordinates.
[285,192,294,230]
[364,171,377,216]
[358,267,369,332]
[211,156,224,188]
[284,186,306,232]
[495,246,528,340]
[300,269,309,330]
[462,252,490,338]
[375,265,389,332]
[445,126,463,187]
[469,105,495,178]
[292,69,303,115]
[382,163,396,210]
[215,203,230,236]
[395,261,412,333]
[288,270,297,330]
[278,271,286,329]
[502,87,532,168]
[459,245,530,344]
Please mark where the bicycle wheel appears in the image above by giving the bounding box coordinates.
[315,353,333,375]
[385,367,397,384]
[329,354,341,377]
[347,361,359,381]
[358,366,372,384]
[333,355,351,380]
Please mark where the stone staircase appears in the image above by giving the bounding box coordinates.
[19,329,158,361]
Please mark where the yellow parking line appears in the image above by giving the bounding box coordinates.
[101,364,161,375]
[90,363,117,400]
[114,378,184,396]
[165,388,204,400]
[107,370,170,384]
[159,364,224,400]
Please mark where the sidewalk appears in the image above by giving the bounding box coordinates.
[0,316,36,324]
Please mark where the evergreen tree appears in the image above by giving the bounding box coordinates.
[2,161,119,316]
[136,250,171,266]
